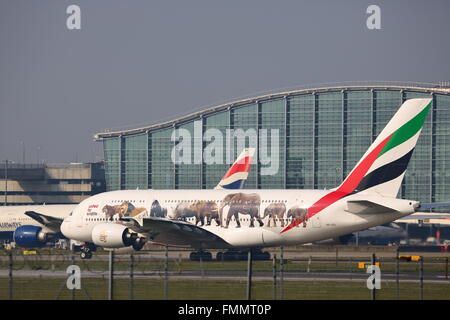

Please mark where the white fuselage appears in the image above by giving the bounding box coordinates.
[61,189,418,249]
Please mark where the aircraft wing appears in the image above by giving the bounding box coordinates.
[120,216,232,249]
[25,211,64,232]
[346,200,398,215]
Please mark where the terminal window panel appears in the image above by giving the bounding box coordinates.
[103,138,120,191]
[175,121,201,189]
[286,95,314,189]
[259,99,285,188]
[122,134,147,190]
[343,92,372,177]
[230,104,257,188]
[373,90,401,136]
[151,129,174,189]
[203,111,230,189]
[316,93,342,189]
[434,94,450,207]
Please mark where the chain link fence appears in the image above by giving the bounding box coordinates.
[0,246,449,300]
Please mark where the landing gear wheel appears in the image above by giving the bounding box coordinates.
[80,246,92,259]
[132,238,146,251]
[190,251,212,261]
[80,251,92,259]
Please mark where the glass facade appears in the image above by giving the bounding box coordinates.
[100,86,450,212]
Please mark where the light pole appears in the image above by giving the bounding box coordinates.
[4,160,8,206]
[20,141,25,164]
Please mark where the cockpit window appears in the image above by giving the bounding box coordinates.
[69,211,73,216]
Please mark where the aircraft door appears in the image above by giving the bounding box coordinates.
[312,215,321,228]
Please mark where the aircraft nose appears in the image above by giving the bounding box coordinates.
[60,217,73,239]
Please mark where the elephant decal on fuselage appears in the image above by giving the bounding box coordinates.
[263,202,287,227]
[219,193,263,228]
[171,201,220,226]
[287,205,308,228]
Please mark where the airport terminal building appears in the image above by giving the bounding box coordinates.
[95,82,450,210]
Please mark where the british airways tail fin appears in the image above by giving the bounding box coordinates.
[214,148,255,190]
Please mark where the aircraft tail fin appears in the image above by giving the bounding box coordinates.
[214,148,255,189]
[337,98,432,198]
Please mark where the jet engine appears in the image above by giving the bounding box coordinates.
[13,225,48,248]
[91,223,144,249]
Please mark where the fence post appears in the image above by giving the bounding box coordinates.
[272,254,277,300]
[419,256,424,300]
[445,257,448,280]
[164,246,169,300]
[396,248,400,299]
[335,247,338,266]
[8,251,13,300]
[199,251,204,279]
[129,254,134,300]
[371,253,376,301]
[280,246,284,300]
[349,257,352,280]
[108,250,114,300]
[246,249,253,300]
[71,254,76,300]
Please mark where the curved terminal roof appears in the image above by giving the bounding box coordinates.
[94,81,450,140]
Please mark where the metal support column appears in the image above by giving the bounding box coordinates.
[255,101,260,189]
[246,249,253,300]
[164,245,169,299]
[371,253,376,301]
[108,250,114,300]
[419,257,424,300]
[430,93,436,203]
[146,131,151,189]
[284,96,288,189]
[280,246,284,300]
[4,160,7,206]
[272,254,277,300]
[312,93,318,189]
[129,254,134,300]
[8,251,12,300]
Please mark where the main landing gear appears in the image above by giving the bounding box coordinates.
[189,251,213,261]
[216,249,271,261]
[80,247,92,260]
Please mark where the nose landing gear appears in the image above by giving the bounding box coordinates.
[80,245,94,259]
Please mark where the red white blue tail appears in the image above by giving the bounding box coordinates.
[214,148,255,189]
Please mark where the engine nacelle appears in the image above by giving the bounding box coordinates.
[13,225,47,248]
[91,223,137,248]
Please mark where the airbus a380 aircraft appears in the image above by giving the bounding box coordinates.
[6,148,254,249]
[60,99,442,259]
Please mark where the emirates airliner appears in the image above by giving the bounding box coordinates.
[59,99,444,259]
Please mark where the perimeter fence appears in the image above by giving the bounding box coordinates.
[0,247,449,300]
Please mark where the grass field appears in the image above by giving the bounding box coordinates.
[1,278,449,300]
